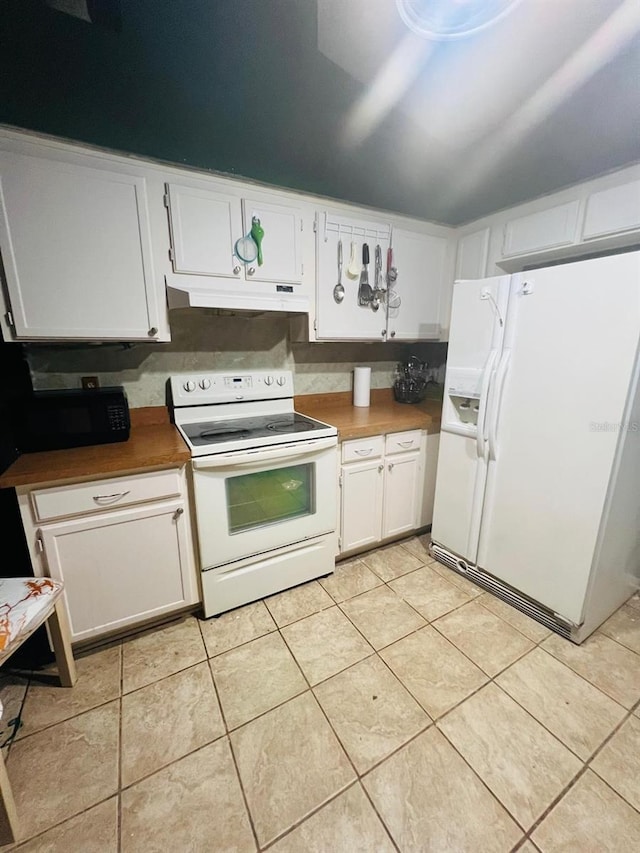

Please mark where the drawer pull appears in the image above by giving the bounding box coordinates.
[355,448,373,456]
[92,490,131,505]
[398,440,414,447]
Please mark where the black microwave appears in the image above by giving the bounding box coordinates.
[16,387,130,452]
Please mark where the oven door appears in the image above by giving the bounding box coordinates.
[191,436,337,569]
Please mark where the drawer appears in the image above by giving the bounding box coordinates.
[341,435,384,463]
[31,468,183,522]
[385,430,422,455]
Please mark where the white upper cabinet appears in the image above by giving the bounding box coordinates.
[166,183,242,278]
[0,148,167,341]
[166,181,303,286]
[582,180,640,240]
[315,212,450,342]
[455,227,490,281]
[387,229,446,341]
[315,210,392,341]
[502,200,580,258]
[242,197,302,284]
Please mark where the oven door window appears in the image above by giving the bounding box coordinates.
[225,463,315,534]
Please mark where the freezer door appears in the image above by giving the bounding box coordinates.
[477,251,640,625]
[441,276,509,433]
[432,275,509,562]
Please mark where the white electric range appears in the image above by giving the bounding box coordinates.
[170,370,338,617]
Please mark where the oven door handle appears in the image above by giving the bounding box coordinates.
[191,436,337,470]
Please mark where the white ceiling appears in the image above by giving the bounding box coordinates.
[317,0,640,223]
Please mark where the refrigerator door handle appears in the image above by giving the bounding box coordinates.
[488,349,511,461]
[476,349,498,460]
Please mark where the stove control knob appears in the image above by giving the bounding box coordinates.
[277,376,287,386]
[264,375,274,386]
[199,378,211,390]
[183,380,196,392]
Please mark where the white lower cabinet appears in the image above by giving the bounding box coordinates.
[339,429,438,555]
[340,458,385,553]
[17,467,199,644]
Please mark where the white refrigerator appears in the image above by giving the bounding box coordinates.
[431,250,640,642]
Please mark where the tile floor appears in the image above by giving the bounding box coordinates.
[2,534,640,851]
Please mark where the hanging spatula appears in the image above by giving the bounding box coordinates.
[357,243,372,306]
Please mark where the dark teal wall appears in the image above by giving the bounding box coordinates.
[0,0,414,214]
[4,2,638,224]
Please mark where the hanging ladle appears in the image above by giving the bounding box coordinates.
[333,239,345,303]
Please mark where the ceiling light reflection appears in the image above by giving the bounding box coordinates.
[396,0,523,41]
[342,32,435,149]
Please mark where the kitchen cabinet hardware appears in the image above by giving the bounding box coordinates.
[148,327,158,336]
[174,507,184,519]
[354,448,373,456]
[247,267,256,276]
[92,490,131,504]
[388,462,394,471]
[378,464,384,473]
[233,265,241,275]
[390,330,396,337]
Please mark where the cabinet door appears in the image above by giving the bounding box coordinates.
[166,182,242,278]
[455,228,490,281]
[419,432,440,528]
[0,151,161,340]
[40,500,198,642]
[387,230,445,341]
[582,180,640,240]
[242,198,302,284]
[382,451,421,539]
[340,460,383,553]
[502,201,580,257]
[315,211,392,341]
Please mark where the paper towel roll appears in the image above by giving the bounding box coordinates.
[353,366,371,408]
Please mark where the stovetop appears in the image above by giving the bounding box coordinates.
[182,413,329,448]
[170,370,337,456]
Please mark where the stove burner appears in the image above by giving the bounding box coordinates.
[199,428,251,439]
[267,420,314,433]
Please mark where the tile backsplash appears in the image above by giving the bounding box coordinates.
[25,309,447,407]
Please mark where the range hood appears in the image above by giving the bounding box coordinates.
[166,281,309,315]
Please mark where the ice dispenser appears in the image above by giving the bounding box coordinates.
[443,368,483,434]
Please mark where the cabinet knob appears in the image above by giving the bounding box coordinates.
[390,330,396,338]
[381,330,387,338]
[388,463,394,471]
[174,507,184,520]
[378,464,384,473]
[148,327,158,337]
[247,267,256,276]
[233,265,241,275]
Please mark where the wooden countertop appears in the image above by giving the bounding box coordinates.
[0,390,442,490]
[0,407,190,490]
[295,388,442,442]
